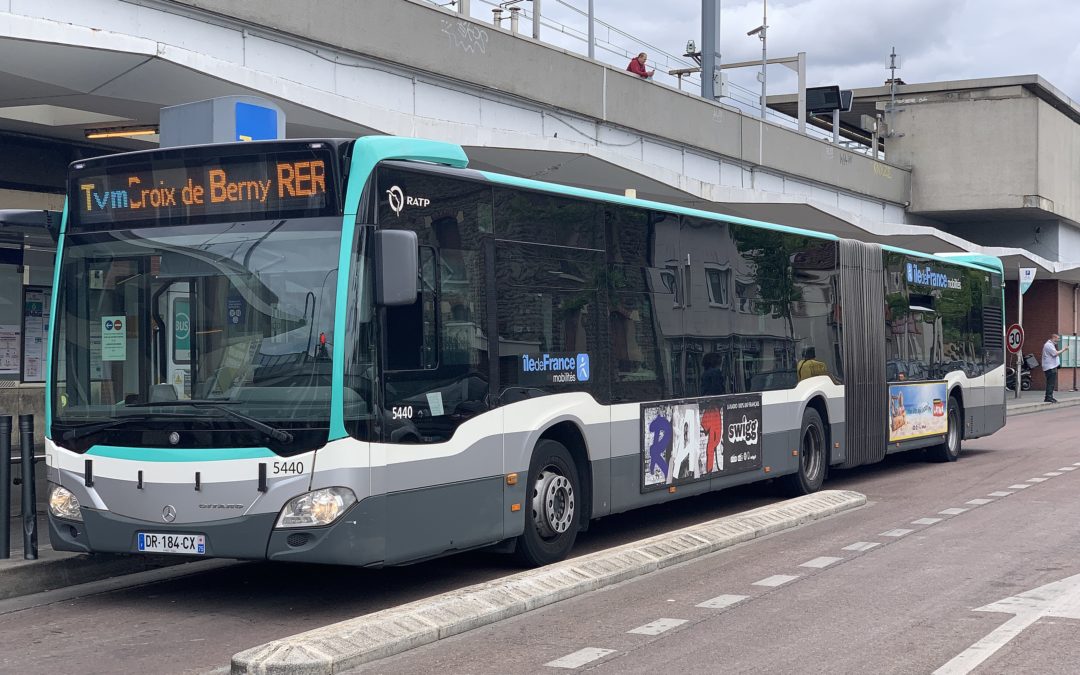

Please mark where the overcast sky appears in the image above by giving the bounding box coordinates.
[465,0,1080,108]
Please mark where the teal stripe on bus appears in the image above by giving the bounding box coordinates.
[87,445,276,462]
[44,201,68,437]
[329,137,468,440]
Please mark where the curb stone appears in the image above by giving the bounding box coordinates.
[231,489,866,675]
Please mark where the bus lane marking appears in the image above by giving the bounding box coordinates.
[1057,467,1077,471]
[1007,484,1031,489]
[1026,477,1049,483]
[966,499,993,506]
[939,508,968,515]
[880,528,913,538]
[799,556,842,569]
[546,648,616,669]
[912,518,942,525]
[696,594,748,609]
[1043,471,1063,476]
[627,618,687,636]
[753,574,799,587]
[987,491,1012,497]
[933,571,1080,675]
[843,541,880,552]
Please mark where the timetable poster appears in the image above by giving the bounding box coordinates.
[22,287,50,382]
[641,393,762,493]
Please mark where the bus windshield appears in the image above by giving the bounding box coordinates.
[52,217,341,447]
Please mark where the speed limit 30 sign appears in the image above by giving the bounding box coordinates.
[1007,323,1024,354]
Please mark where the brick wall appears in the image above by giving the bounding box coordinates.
[1005,280,1080,391]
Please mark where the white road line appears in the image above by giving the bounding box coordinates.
[935,572,1080,675]
[1043,472,1063,477]
[1027,477,1049,483]
[843,542,880,552]
[753,574,799,587]
[1074,462,1080,466]
[987,491,1012,497]
[940,507,969,515]
[799,556,842,569]
[880,528,914,537]
[912,518,942,525]
[966,499,993,506]
[1007,484,1031,489]
[696,594,748,609]
[1058,467,1077,471]
[546,648,616,669]
[627,618,687,636]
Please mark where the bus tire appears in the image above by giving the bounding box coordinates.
[781,407,827,496]
[929,397,962,463]
[515,439,580,567]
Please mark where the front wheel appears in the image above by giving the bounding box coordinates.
[780,407,827,496]
[928,397,962,462]
[514,439,581,567]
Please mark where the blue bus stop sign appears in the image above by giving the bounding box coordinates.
[235,102,278,142]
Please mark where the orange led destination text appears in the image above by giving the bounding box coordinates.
[78,160,326,214]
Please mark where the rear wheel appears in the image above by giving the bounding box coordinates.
[781,408,827,496]
[929,397,962,462]
[515,439,580,567]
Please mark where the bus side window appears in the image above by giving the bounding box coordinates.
[385,245,438,371]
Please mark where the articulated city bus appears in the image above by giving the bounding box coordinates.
[45,137,1006,566]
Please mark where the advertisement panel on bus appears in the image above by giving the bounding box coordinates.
[888,381,948,442]
[641,394,763,492]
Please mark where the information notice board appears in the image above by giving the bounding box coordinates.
[21,286,51,382]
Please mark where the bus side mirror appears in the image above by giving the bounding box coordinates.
[374,229,419,306]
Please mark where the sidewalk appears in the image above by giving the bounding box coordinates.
[1005,387,1080,416]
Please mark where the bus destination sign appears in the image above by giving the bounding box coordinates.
[72,151,332,227]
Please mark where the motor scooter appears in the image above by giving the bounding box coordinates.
[1005,354,1034,391]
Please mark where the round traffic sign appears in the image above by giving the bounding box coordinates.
[1007,323,1024,354]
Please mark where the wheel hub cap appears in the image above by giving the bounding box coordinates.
[532,469,575,538]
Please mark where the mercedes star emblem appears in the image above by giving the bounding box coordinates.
[168,431,181,446]
[162,505,177,523]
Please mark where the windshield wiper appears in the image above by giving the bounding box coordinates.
[124,400,293,443]
[61,412,190,442]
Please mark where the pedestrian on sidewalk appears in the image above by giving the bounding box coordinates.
[1042,333,1068,402]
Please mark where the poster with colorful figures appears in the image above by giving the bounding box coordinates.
[641,393,762,492]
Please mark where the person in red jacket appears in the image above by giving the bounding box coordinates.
[627,52,655,79]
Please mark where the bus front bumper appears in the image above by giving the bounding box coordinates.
[48,500,386,565]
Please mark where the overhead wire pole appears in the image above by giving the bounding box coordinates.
[746,1,767,119]
[587,0,595,59]
[701,0,721,100]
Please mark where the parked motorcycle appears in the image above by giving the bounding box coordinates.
[1005,353,1034,391]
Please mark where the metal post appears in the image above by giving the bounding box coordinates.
[796,51,805,134]
[19,414,36,560]
[0,415,10,559]
[701,0,720,100]
[759,0,767,119]
[1016,273,1022,400]
[587,0,595,59]
[532,0,541,39]
[832,108,840,143]
[458,0,470,15]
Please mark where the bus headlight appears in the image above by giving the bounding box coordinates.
[275,487,356,528]
[48,485,83,522]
